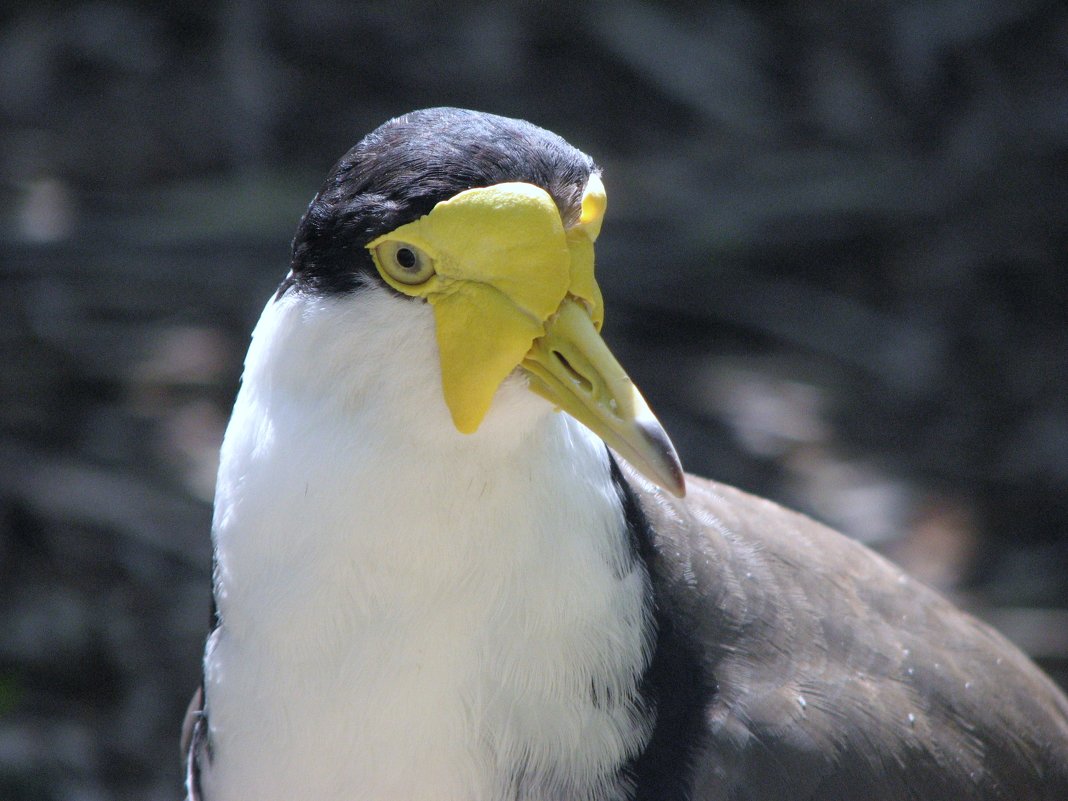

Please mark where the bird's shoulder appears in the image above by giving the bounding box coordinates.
[624,466,1068,800]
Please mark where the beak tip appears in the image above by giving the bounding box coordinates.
[666,468,687,498]
[635,417,687,498]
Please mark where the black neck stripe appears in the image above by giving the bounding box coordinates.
[610,453,716,801]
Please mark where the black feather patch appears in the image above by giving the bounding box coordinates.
[610,454,717,801]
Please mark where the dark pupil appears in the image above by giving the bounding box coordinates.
[396,248,417,270]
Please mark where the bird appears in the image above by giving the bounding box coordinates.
[184,107,1068,801]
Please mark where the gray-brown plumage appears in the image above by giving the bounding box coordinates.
[617,461,1068,799]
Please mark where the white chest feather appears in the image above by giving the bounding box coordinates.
[201,286,653,801]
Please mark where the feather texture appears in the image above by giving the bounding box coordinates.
[619,465,1068,800]
[197,282,655,801]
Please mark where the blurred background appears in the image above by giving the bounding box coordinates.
[1,1,1066,798]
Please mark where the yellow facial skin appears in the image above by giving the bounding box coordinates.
[367,176,685,497]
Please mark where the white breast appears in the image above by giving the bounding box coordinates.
[201,285,653,801]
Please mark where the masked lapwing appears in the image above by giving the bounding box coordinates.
[184,107,1068,801]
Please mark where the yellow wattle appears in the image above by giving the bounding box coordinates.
[367,181,589,432]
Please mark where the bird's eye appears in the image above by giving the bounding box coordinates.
[374,241,435,285]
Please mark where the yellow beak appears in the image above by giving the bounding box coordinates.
[522,298,685,496]
[366,177,686,497]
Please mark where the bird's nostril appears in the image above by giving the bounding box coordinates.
[552,350,593,394]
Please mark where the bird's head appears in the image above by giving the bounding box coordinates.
[282,108,685,496]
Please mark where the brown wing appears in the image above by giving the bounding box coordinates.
[627,465,1068,800]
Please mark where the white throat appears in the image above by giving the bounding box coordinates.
[202,284,654,801]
